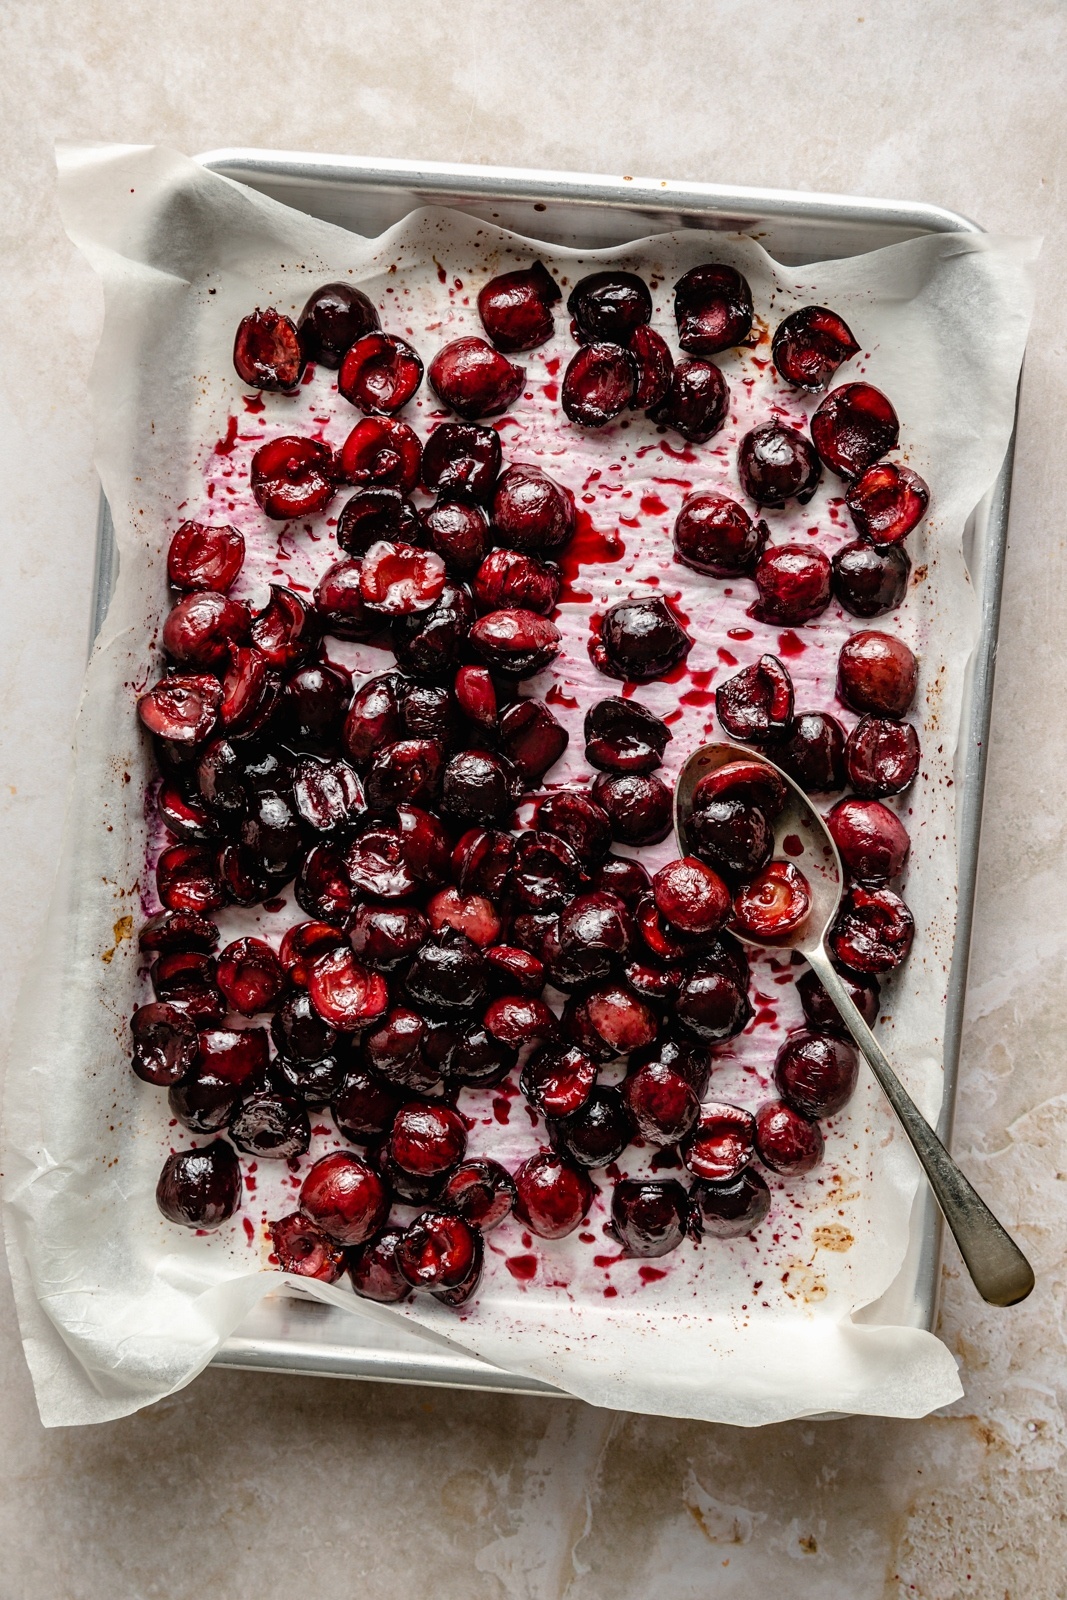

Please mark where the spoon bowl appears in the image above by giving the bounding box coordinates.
[675,739,1035,1309]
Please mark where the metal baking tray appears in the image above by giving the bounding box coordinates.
[90,151,1016,1397]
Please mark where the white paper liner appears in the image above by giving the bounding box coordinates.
[2,143,1038,1426]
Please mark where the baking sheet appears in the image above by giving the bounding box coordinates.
[2,142,1037,1426]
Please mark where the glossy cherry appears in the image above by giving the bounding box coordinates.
[833,541,910,618]
[440,1159,516,1229]
[683,1102,755,1182]
[734,860,812,939]
[653,857,731,935]
[163,591,250,670]
[838,631,918,717]
[715,654,794,742]
[389,1102,467,1177]
[611,1179,690,1258]
[674,962,752,1042]
[513,1151,593,1238]
[230,1090,311,1159]
[440,750,512,824]
[829,884,915,973]
[521,1043,598,1119]
[674,263,753,354]
[331,1066,404,1142]
[423,499,491,574]
[396,1210,479,1290]
[314,558,374,640]
[566,982,658,1056]
[215,937,285,1016]
[754,1100,823,1175]
[167,522,245,593]
[567,271,651,343]
[307,947,389,1032]
[753,544,832,624]
[421,422,502,504]
[156,844,226,913]
[772,305,859,391]
[156,1142,241,1229]
[692,1169,771,1238]
[251,436,336,520]
[391,581,477,680]
[647,359,729,442]
[429,337,525,420]
[826,797,910,884]
[623,1062,700,1146]
[591,772,673,846]
[296,1151,388,1245]
[737,422,821,507]
[359,540,446,616]
[689,796,774,883]
[339,332,423,414]
[584,697,670,774]
[138,909,220,955]
[492,463,575,552]
[562,343,636,426]
[593,596,692,683]
[339,416,422,491]
[811,383,899,479]
[478,260,561,351]
[846,462,930,545]
[233,307,304,392]
[845,716,920,797]
[130,1003,198,1086]
[336,486,419,553]
[499,699,569,783]
[673,491,765,577]
[774,1029,859,1119]
[269,1214,345,1281]
[347,1228,413,1303]
[404,931,487,1016]
[776,712,847,793]
[297,281,380,367]
[538,791,612,865]
[797,966,880,1032]
[628,325,674,409]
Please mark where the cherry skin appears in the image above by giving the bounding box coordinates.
[492,463,575,552]
[250,436,336,520]
[611,1179,691,1258]
[424,499,491,575]
[832,541,910,618]
[737,422,821,507]
[623,1063,700,1146]
[683,1102,756,1182]
[692,1169,771,1238]
[584,697,671,774]
[673,492,765,577]
[673,963,752,1042]
[673,264,753,353]
[562,343,637,426]
[215,937,286,1016]
[689,796,774,884]
[734,860,812,940]
[339,416,422,492]
[567,271,652,342]
[653,857,732,935]
[478,260,561,352]
[513,1151,593,1239]
[130,1003,198,1086]
[269,1214,346,1282]
[837,631,918,717]
[539,791,613,865]
[429,337,525,420]
[774,1029,859,1118]
[753,545,832,624]
[521,1043,598,1119]
[628,326,674,408]
[647,359,729,442]
[593,596,693,683]
[389,1102,467,1177]
[470,609,562,678]
[233,307,304,392]
[297,281,380,367]
[811,383,899,479]
[499,700,569,783]
[167,522,244,592]
[156,1142,242,1229]
[845,716,921,797]
[772,305,859,391]
[592,772,674,847]
[754,1100,824,1175]
[776,712,847,794]
[337,487,419,554]
[797,966,880,1033]
[229,1091,311,1160]
[396,1210,480,1291]
[347,1228,413,1303]
[163,591,250,670]
[826,797,910,884]
[421,421,502,503]
[846,462,930,545]
[138,676,221,744]
[441,1160,517,1229]
[339,332,424,414]
[715,655,794,743]
[829,885,915,973]
[307,948,389,1032]
[298,1152,389,1245]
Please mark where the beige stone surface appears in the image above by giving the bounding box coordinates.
[1,1,1065,1594]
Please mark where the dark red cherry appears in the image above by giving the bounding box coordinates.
[829,885,915,974]
[470,609,561,678]
[364,1011,439,1094]
[797,966,880,1033]
[838,631,917,717]
[558,890,632,964]
[478,259,560,351]
[423,499,491,574]
[691,758,788,818]
[513,1151,593,1238]
[139,676,221,744]
[391,581,476,680]
[630,1033,712,1098]
[485,944,545,997]
[521,1043,598,1119]
[692,1168,770,1238]
[342,673,403,768]
[299,1151,388,1245]
[715,654,794,742]
[404,931,487,1016]
[689,798,773,884]
[512,831,584,911]
[811,383,899,479]
[215,937,285,1016]
[492,463,575,552]
[623,1063,699,1146]
[217,842,271,908]
[593,596,692,683]
[441,750,513,824]
[567,982,658,1056]
[611,1178,690,1258]
[269,1214,345,1282]
[499,699,569,784]
[167,521,244,593]
[584,696,670,774]
[339,416,422,491]
[156,1142,241,1229]
[395,805,452,884]
[168,1063,241,1131]
[163,591,250,670]
[233,307,304,392]
[150,949,221,1020]
[272,991,337,1065]
[296,841,355,921]
[389,1102,467,1178]
[138,909,220,955]
[653,857,731,935]
[359,540,446,616]
[754,1100,823,1175]
[282,660,352,748]
[833,540,910,618]
[401,681,458,743]
[452,827,516,898]
[240,789,303,879]
[440,1159,516,1230]
[646,359,729,442]
[157,780,218,844]
[336,486,419,554]
[396,1210,479,1291]
[846,462,930,545]
[230,1090,311,1160]
[826,797,910,884]
[439,1021,517,1087]
[420,422,502,503]
[538,791,612,865]
[297,281,380,367]
[347,1228,413,1303]
[674,263,753,354]
[279,921,347,988]
[339,332,423,414]
[628,325,674,409]
[484,994,557,1047]
[753,545,832,625]
[307,947,389,1032]
[561,342,637,427]
[349,903,430,971]
[429,337,525,420]
[591,772,673,846]
[274,1053,347,1108]
[567,271,651,343]
[776,712,846,793]
[772,305,859,391]
[156,844,226,913]
[250,436,336,520]
[683,1101,755,1182]
[219,645,281,736]
[291,757,365,832]
[734,860,812,940]
[314,558,374,641]
[737,422,821,507]
[774,1029,858,1119]
[474,547,560,615]
[427,887,502,947]
[130,1003,198,1086]
[331,1066,404,1142]
[674,963,752,1042]
[591,857,648,910]
[673,492,765,577]
[845,716,920,797]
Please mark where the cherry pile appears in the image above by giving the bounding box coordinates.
[136,255,928,1309]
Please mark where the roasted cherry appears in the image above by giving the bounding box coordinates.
[291,756,364,833]
[647,359,729,442]
[279,921,347,987]
[429,337,525,420]
[591,772,673,846]
[478,260,560,351]
[392,580,476,679]
[307,947,389,1032]
[404,931,487,1016]
[296,841,355,920]
[156,1141,241,1229]
[453,827,516,898]
[250,585,318,669]
[340,416,422,491]
[426,887,501,947]
[737,422,821,507]
[499,699,569,783]
[343,673,403,768]
[156,843,226,913]
[233,307,304,392]
[339,332,423,414]
[167,521,245,593]
[557,891,632,965]
[440,1159,516,1229]
[297,281,380,367]
[396,1210,479,1290]
[653,857,731,935]
[776,712,846,793]
[692,758,788,819]
[389,1101,467,1177]
[359,541,446,616]
[611,1178,690,1258]
[845,716,920,797]
[347,1228,413,1303]
[673,492,765,577]
[423,499,491,574]
[628,326,674,409]
[269,1214,345,1281]
[692,1169,771,1238]
[350,903,430,971]
[521,1043,598,1119]
[364,1009,439,1092]
[492,463,575,552]
[484,994,556,1046]
[754,1100,823,1174]
[230,1090,311,1159]
[337,486,419,553]
[829,885,915,974]
[441,750,513,824]
[753,545,832,624]
[734,860,811,940]
[797,966,880,1032]
[811,383,899,479]
[683,1102,755,1182]
[538,791,612,864]
[562,342,636,426]
[485,943,545,996]
[130,1003,198,1086]
[421,421,502,503]
[674,962,752,1042]
[250,436,336,520]
[715,655,794,742]
[215,937,285,1016]
[314,558,375,640]
[771,305,859,391]
[593,596,692,683]
[331,1066,404,1142]
[837,630,918,717]
[584,697,670,774]
[623,1062,700,1146]
[593,854,652,909]
[513,1151,593,1238]
[826,797,910,884]
[470,608,561,678]
[138,909,220,956]
[774,1029,858,1118]
[565,982,658,1056]
[832,541,910,617]
[674,263,753,354]
[512,830,584,911]
[689,796,774,883]
[440,1021,517,1087]
[567,271,651,343]
[163,591,250,670]
[631,1033,712,1098]
[846,462,930,545]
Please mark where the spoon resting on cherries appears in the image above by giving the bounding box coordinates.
[675,741,1034,1309]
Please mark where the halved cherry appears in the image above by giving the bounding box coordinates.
[492,463,575,552]
[623,1063,699,1146]
[298,281,380,366]
[344,825,418,900]
[737,422,821,508]
[279,920,347,987]
[470,609,561,678]
[484,994,557,1047]
[339,416,422,491]
[674,263,753,354]
[561,342,636,427]
[219,644,279,735]
[846,461,930,545]
[628,325,674,409]
[754,1100,823,1175]
[733,861,812,940]
[358,540,446,616]
[752,545,832,625]
[477,260,561,352]
[307,947,389,1032]
[250,436,337,519]
[829,884,914,973]
[682,1101,755,1182]
[336,486,420,553]
[771,305,859,391]
[453,665,498,731]
[269,1214,346,1282]
[429,337,525,420]
[167,521,245,592]
[426,887,502,947]
[130,1002,199,1086]
[513,1152,593,1239]
[673,491,764,577]
[568,271,652,343]
[715,655,795,743]
[420,421,502,503]
[233,307,305,392]
[339,332,423,414]
[396,1210,479,1289]
[156,843,226,912]
[249,585,318,668]
[653,857,732,935]
[811,383,899,479]
[299,1151,389,1245]
[521,1043,598,1118]
[138,909,220,954]
[162,591,250,670]
[215,936,286,1016]
[692,758,788,819]
[138,675,221,744]
[314,558,375,641]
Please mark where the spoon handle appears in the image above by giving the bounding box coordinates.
[805,947,1034,1308]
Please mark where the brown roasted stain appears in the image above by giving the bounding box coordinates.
[101,914,134,964]
[812,1223,855,1252]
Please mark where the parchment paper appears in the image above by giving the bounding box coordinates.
[2,143,1037,1426]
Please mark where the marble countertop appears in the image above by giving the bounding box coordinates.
[1,2,1065,1594]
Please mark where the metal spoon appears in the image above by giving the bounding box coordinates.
[675,741,1034,1308]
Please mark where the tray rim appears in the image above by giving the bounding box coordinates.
[89,149,1014,1405]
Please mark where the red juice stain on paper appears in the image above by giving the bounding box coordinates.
[777,630,806,657]
[638,1265,667,1284]
[543,382,559,402]
[640,493,669,518]
[506,1254,538,1281]
[783,834,804,857]
[546,684,578,710]
[242,395,265,414]
[727,626,753,641]
[242,1217,255,1243]
[558,509,625,602]
[492,1096,511,1124]
[214,415,239,455]
[717,647,738,667]
[544,356,561,377]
